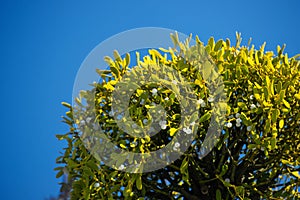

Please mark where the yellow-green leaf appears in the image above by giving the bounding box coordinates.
[214,40,223,51]
[265,75,270,91]
[61,102,71,109]
[169,128,177,137]
[56,170,64,178]
[104,82,115,91]
[294,93,300,100]
[124,53,130,68]
[282,99,291,109]
[284,53,289,65]
[248,57,255,66]
[254,82,262,89]
[291,171,300,179]
[271,109,280,123]
[113,50,122,61]
[282,159,290,165]
[279,119,284,129]
[199,112,211,123]
[208,37,215,50]
[110,65,120,79]
[237,102,247,110]
[136,175,142,190]
[265,118,271,133]
[281,108,289,113]
[270,137,276,150]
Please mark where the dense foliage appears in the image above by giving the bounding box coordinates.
[56,33,300,199]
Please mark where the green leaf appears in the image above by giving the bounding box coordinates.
[270,137,276,150]
[265,118,271,133]
[66,111,73,119]
[61,102,71,109]
[54,167,62,171]
[56,170,64,178]
[236,186,245,197]
[113,50,122,62]
[124,53,130,68]
[208,37,215,50]
[216,189,222,200]
[136,175,142,190]
[263,86,269,100]
[180,157,188,174]
[83,166,94,177]
[220,164,228,176]
[225,38,230,48]
[104,56,114,65]
[214,40,223,51]
[66,159,78,168]
[253,87,261,100]
[276,82,282,93]
[237,102,247,110]
[199,112,211,123]
[224,81,235,86]
[271,109,280,123]
[241,65,249,74]
[236,65,241,77]
[255,51,260,64]
[277,90,285,104]
[110,65,121,79]
[56,134,65,140]
[86,160,99,171]
[180,157,190,184]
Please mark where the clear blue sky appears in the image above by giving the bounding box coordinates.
[0,1,299,199]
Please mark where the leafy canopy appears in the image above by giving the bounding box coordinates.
[56,33,300,200]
